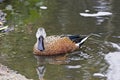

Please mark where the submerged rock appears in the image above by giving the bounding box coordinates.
[0,63,33,80]
[0,10,6,23]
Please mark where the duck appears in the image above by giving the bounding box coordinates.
[33,27,89,56]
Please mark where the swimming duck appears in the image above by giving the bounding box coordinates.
[33,27,89,56]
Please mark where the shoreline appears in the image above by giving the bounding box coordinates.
[0,63,33,80]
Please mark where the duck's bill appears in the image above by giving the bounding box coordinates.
[38,36,45,51]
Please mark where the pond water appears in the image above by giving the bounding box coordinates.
[0,0,120,80]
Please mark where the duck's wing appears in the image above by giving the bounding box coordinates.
[45,34,89,48]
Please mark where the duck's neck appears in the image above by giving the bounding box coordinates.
[37,36,45,51]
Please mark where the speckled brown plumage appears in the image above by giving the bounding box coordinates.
[33,36,78,56]
[33,27,89,56]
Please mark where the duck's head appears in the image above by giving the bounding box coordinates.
[36,27,46,51]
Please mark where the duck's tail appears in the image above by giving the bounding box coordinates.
[68,35,90,48]
[75,35,90,47]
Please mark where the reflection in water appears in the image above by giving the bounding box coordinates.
[105,42,120,80]
[93,0,111,12]
[0,10,6,24]
[80,12,112,17]
[93,0,112,25]
[36,65,46,80]
[81,0,112,25]
[34,54,69,65]
[34,54,69,80]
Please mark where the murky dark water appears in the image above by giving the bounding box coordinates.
[0,0,120,80]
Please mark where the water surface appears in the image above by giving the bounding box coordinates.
[0,0,120,80]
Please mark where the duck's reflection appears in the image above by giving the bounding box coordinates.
[36,65,46,80]
[34,54,69,80]
[34,54,70,65]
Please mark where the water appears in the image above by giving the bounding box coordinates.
[0,0,120,80]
